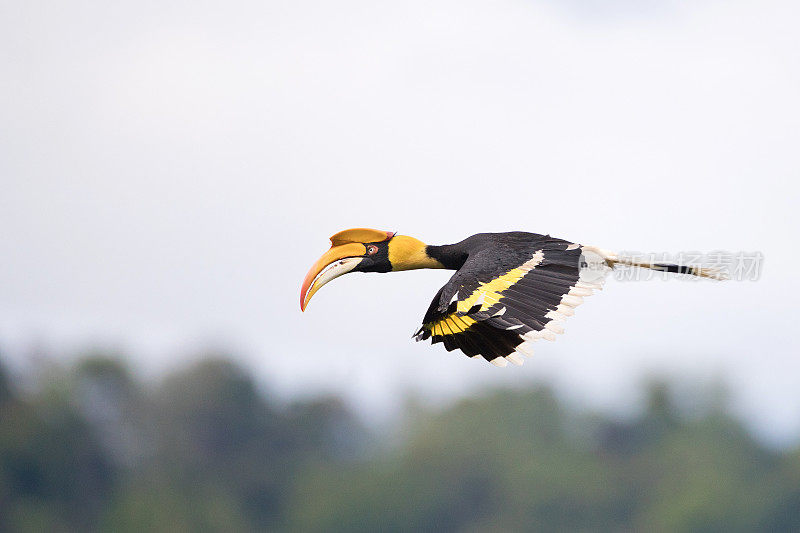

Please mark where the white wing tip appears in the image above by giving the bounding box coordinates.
[505,353,524,366]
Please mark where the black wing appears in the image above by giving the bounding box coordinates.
[414,234,607,367]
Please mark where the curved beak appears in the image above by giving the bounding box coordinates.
[300,243,366,311]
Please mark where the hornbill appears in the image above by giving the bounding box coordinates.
[300,228,725,367]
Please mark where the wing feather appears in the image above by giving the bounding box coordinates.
[416,236,607,366]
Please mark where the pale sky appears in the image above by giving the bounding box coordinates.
[2,0,799,442]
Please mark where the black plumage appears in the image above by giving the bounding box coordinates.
[301,227,725,367]
[414,232,590,366]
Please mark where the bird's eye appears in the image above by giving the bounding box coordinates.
[367,245,378,255]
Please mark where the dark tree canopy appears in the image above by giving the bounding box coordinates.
[1,352,799,532]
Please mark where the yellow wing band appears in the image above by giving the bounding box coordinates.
[425,251,544,337]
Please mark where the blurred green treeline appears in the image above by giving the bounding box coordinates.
[1,352,800,532]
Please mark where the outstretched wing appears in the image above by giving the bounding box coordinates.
[414,236,608,367]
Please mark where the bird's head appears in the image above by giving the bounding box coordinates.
[300,227,443,311]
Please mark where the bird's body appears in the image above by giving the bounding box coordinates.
[416,231,589,366]
[300,228,725,367]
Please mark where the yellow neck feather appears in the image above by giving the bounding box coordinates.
[388,236,444,271]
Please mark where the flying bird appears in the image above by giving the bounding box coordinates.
[300,228,725,367]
